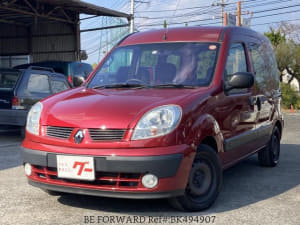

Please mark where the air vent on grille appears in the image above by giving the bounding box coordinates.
[88,129,126,141]
[46,126,73,139]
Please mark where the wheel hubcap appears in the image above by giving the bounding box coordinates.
[188,161,212,196]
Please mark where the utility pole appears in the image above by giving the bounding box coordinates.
[237,1,241,26]
[212,0,228,26]
[220,0,224,26]
[130,0,134,33]
[224,12,228,26]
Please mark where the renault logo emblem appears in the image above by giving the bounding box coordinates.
[74,130,84,144]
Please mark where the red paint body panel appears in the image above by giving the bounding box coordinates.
[120,27,223,46]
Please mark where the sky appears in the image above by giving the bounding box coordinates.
[81,0,300,64]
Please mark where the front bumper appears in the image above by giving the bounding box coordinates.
[28,180,183,199]
[21,146,194,199]
[0,109,27,126]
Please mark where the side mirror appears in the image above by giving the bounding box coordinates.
[73,75,85,87]
[225,72,254,91]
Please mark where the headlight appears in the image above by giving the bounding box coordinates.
[132,105,182,140]
[26,102,43,136]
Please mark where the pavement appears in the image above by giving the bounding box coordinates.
[0,114,299,225]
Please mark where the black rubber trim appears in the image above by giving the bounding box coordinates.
[28,180,184,199]
[21,148,183,178]
[21,147,47,165]
[224,124,272,152]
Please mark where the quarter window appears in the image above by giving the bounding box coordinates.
[50,80,68,93]
[27,74,50,94]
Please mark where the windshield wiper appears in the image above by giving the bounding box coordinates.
[92,83,148,89]
[151,84,196,89]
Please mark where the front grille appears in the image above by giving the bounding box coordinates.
[31,165,141,188]
[88,129,126,141]
[46,126,73,139]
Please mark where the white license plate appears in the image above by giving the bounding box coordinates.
[57,155,95,181]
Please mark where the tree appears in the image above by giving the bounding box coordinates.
[265,27,300,83]
[264,28,285,49]
[279,22,300,43]
[275,40,300,83]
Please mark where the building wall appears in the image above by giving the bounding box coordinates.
[30,21,78,62]
[0,20,78,64]
[0,24,29,55]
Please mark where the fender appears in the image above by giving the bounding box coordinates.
[185,113,224,153]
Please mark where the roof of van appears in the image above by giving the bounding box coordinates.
[119,26,265,46]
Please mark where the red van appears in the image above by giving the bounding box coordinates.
[21,27,283,211]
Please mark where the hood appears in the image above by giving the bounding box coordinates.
[41,87,201,129]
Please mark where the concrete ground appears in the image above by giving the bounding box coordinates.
[0,114,299,225]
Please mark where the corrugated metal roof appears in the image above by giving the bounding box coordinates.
[0,0,131,26]
[38,0,131,19]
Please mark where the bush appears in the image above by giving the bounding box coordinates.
[281,83,300,109]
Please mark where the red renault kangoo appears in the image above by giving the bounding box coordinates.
[22,26,283,211]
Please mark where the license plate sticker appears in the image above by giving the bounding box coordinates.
[57,155,95,181]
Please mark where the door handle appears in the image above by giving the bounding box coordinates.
[256,97,262,111]
[249,96,261,111]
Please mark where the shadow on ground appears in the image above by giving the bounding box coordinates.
[57,143,300,214]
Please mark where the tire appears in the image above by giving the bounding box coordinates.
[42,189,62,196]
[168,144,222,211]
[258,127,280,167]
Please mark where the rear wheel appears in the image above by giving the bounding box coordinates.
[258,127,280,167]
[168,144,222,211]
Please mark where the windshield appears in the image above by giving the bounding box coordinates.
[88,42,219,88]
[0,70,20,90]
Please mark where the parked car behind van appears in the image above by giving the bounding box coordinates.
[0,66,71,135]
[14,61,93,86]
[21,27,283,211]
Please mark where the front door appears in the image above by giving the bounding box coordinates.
[217,42,258,164]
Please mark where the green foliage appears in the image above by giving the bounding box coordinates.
[276,41,300,83]
[264,29,286,48]
[281,83,300,109]
[265,27,300,84]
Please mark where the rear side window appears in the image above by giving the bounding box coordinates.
[24,74,50,96]
[50,80,68,94]
[0,71,20,90]
[249,42,280,93]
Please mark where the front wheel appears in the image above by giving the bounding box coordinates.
[258,127,280,167]
[168,144,222,211]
